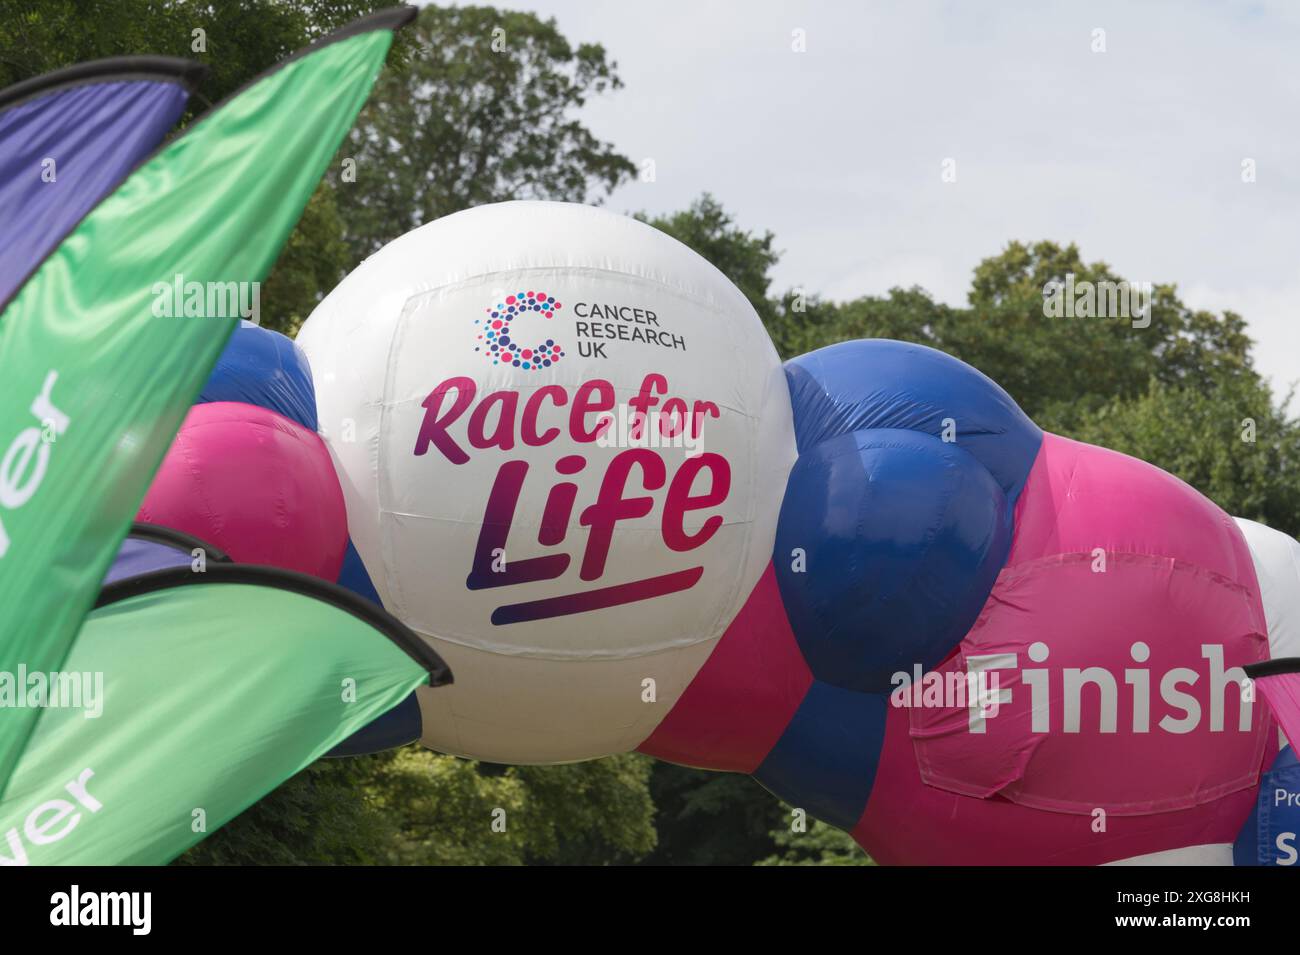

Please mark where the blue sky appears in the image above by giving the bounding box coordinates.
[447,0,1299,404]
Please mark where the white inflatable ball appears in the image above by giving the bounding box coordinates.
[298,201,795,763]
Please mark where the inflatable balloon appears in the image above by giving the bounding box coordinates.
[300,200,794,762]
[191,321,384,598]
[301,200,1300,865]
[138,401,348,580]
[198,319,319,431]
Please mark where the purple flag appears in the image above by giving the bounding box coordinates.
[0,56,204,308]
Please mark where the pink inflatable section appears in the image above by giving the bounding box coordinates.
[854,433,1274,864]
[138,401,348,581]
[638,564,812,772]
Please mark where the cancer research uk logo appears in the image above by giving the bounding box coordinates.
[474,290,565,370]
[473,289,689,364]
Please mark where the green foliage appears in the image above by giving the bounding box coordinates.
[361,749,530,865]
[259,184,351,337]
[0,0,409,124]
[721,237,1261,435]
[758,811,874,866]
[945,240,1255,431]
[641,195,781,328]
[642,763,783,865]
[175,757,393,866]
[336,4,636,261]
[179,747,657,866]
[510,755,658,864]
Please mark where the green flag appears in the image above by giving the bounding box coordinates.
[0,6,416,792]
[0,565,448,865]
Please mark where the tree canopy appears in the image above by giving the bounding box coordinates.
[337,4,635,263]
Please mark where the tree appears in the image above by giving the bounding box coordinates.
[175,757,395,866]
[177,748,658,866]
[758,813,873,866]
[0,0,410,124]
[639,195,848,361]
[336,4,636,261]
[259,184,352,336]
[943,240,1256,431]
[949,241,1298,531]
[641,195,780,322]
[641,764,783,866]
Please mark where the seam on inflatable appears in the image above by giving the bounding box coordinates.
[370,262,757,331]
[373,293,415,623]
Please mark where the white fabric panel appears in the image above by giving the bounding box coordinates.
[1233,517,1300,749]
[1104,843,1234,866]
[415,636,719,764]
[1235,517,1300,662]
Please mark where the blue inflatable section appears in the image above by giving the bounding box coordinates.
[198,320,318,431]
[775,340,1039,694]
[765,339,1043,822]
[775,427,1012,692]
[784,339,1041,501]
[337,538,383,605]
[1234,746,1300,866]
[754,682,888,830]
